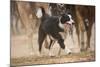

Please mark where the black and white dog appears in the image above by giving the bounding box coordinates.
[36,7,74,55]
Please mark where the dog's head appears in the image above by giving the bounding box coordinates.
[61,14,74,25]
[59,14,74,30]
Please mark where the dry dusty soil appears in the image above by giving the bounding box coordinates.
[11,24,95,66]
[11,51,95,66]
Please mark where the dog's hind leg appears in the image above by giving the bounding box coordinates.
[49,39,53,49]
[49,39,55,50]
[38,28,46,53]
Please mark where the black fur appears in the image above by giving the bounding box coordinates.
[38,7,71,53]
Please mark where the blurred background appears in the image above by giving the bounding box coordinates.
[10,0,95,66]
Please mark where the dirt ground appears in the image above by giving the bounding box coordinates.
[10,24,95,66]
[11,51,95,66]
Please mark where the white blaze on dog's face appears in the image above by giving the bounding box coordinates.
[59,14,74,30]
[67,14,74,25]
[36,8,43,18]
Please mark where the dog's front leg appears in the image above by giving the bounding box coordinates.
[50,33,71,55]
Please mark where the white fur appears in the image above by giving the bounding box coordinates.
[60,48,72,55]
[68,14,74,24]
[36,8,43,18]
[59,21,64,29]
[68,14,72,18]
[64,47,72,54]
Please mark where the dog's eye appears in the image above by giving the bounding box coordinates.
[66,17,70,21]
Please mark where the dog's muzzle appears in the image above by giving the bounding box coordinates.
[65,19,74,28]
[64,19,75,33]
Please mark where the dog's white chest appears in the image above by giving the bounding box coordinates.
[59,22,64,29]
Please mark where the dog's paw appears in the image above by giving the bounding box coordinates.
[59,48,72,55]
[64,48,72,55]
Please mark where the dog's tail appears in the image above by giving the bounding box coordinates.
[36,7,46,18]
